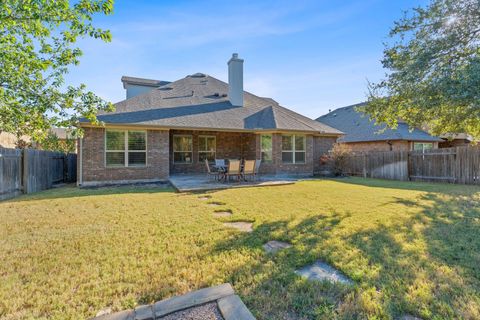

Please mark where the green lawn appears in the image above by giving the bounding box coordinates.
[1,178,479,319]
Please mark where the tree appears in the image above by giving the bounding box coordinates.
[0,0,114,145]
[365,0,480,141]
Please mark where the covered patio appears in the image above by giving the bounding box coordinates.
[169,173,300,192]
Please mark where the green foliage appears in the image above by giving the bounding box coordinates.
[41,130,76,153]
[0,0,115,143]
[366,0,480,140]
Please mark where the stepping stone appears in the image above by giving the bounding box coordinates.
[295,260,353,285]
[214,210,232,217]
[95,307,112,317]
[208,201,225,207]
[223,222,253,232]
[263,240,292,253]
[198,195,211,200]
[398,315,423,320]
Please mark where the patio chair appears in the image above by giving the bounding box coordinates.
[253,159,262,180]
[205,160,219,181]
[242,160,256,181]
[224,160,241,182]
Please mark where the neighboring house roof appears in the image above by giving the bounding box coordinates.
[317,103,442,143]
[121,76,171,88]
[50,128,73,140]
[83,74,341,135]
[439,133,473,141]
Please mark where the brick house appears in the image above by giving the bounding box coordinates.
[317,103,442,152]
[77,54,342,186]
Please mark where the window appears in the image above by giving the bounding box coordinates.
[105,130,146,167]
[199,136,216,162]
[261,135,272,162]
[173,135,193,163]
[413,142,433,152]
[282,135,305,164]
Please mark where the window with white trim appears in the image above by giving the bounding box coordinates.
[261,134,272,163]
[105,130,146,167]
[413,142,433,152]
[173,135,193,163]
[199,136,216,162]
[282,135,305,164]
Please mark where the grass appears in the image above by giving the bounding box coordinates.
[0,178,479,319]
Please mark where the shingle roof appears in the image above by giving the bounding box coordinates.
[83,74,341,135]
[121,76,170,88]
[317,103,442,142]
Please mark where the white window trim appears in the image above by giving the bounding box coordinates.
[260,134,273,163]
[198,135,216,162]
[105,129,147,168]
[282,134,306,164]
[173,134,193,164]
[413,142,433,152]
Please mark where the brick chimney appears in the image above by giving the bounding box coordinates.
[227,53,244,107]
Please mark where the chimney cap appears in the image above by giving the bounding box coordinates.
[228,53,244,64]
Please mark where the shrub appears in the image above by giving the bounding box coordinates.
[330,144,351,176]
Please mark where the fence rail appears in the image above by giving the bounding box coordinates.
[0,147,77,200]
[341,146,480,185]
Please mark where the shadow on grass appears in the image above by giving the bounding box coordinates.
[196,182,479,319]
[204,214,355,319]
[5,184,175,203]
[344,190,480,319]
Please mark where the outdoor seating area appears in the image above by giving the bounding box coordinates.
[169,172,298,192]
[205,159,262,182]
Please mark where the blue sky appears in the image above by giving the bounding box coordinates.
[67,0,426,119]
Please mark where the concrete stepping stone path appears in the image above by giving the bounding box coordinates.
[208,201,226,207]
[214,210,233,217]
[295,260,353,285]
[263,240,292,254]
[223,222,253,232]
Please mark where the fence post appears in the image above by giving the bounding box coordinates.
[406,151,411,181]
[363,153,367,178]
[22,149,29,194]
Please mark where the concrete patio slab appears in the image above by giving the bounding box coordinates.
[223,222,253,232]
[263,240,292,254]
[169,174,298,192]
[295,260,353,285]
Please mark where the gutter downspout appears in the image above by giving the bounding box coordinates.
[78,138,83,186]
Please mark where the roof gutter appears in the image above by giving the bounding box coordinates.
[78,122,343,136]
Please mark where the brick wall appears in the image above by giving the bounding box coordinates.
[344,140,439,152]
[313,136,337,173]
[344,140,411,152]
[79,127,169,185]
[79,128,339,182]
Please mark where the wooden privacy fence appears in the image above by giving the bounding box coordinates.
[341,146,480,185]
[0,148,77,200]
